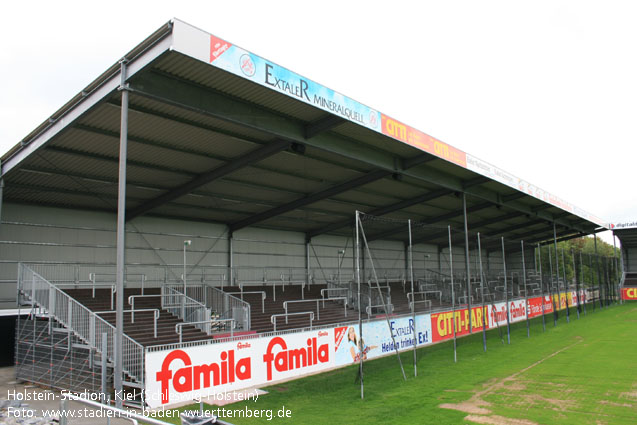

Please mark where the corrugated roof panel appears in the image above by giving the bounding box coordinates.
[153,53,325,123]
[301,146,371,173]
[256,152,365,183]
[331,190,401,207]
[223,170,327,196]
[51,128,120,158]
[198,180,300,204]
[361,179,431,200]
[78,100,266,163]
[28,149,117,177]
[150,203,244,223]
[125,141,223,175]
[128,95,274,142]
[174,193,268,214]
[302,199,366,215]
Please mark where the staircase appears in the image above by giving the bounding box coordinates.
[15,264,217,404]
[62,288,214,346]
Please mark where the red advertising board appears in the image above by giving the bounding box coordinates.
[430,306,488,343]
[622,287,637,300]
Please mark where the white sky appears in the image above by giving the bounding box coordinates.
[1,0,635,245]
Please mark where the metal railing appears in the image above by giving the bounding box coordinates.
[50,281,117,310]
[365,303,394,316]
[320,287,349,307]
[162,286,209,324]
[173,283,251,331]
[407,290,442,305]
[271,311,314,331]
[94,308,160,338]
[225,291,266,313]
[17,264,144,383]
[176,318,235,343]
[89,272,146,295]
[409,299,432,310]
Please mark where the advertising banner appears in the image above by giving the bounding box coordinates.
[144,292,591,408]
[526,296,544,319]
[622,287,637,300]
[487,300,527,328]
[333,314,432,366]
[430,306,489,343]
[145,329,333,408]
[169,19,606,227]
[146,315,432,408]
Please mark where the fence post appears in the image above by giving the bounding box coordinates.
[67,298,72,328]
[101,332,108,404]
[501,238,510,344]
[59,398,68,425]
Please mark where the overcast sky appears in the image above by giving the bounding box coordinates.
[1,0,634,245]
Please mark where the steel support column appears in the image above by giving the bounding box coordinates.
[594,236,603,309]
[502,237,510,344]
[0,178,4,226]
[553,223,564,322]
[114,60,129,408]
[462,193,472,332]
[408,220,417,376]
[355,211,363,399]
[562,249,570,322]
[228,234,234,287]
[538,244,546,332]
[613,233,621,305]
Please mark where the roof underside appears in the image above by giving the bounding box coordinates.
[1,25,601,247]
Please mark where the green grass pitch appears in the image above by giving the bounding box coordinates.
[166,303,636,424]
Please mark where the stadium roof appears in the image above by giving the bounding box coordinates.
[0,19,606,246]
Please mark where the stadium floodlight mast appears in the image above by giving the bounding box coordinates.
[183,240,192,318]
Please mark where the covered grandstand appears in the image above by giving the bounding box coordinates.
[0,19,620,409]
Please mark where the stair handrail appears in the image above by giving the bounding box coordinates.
[17,263,145,383]
[175,318,235,343]
[162,286,211,333]
[197,284,251,331]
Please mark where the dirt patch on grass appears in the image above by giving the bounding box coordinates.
[440,401,491,415]
[465,414,539,425]
[440,340,582,423]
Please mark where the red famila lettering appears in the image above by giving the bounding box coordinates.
[155,349,251,404]
[263,337,329,381]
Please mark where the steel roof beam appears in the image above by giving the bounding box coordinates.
[128,71,590,234]
[40,145,383,212]
[229,153,433,233]
[367,200,494,243]
[12,166,356,220]
[411,211,531,245]
[305,115,346,139]
[229,169,391,233]
[126,139,292,221]
[306,187,454,239]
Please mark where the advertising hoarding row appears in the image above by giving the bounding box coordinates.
[145,291,587,408]
[170,20,605,227]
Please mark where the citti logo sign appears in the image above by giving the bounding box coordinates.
[155,350,251,404]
